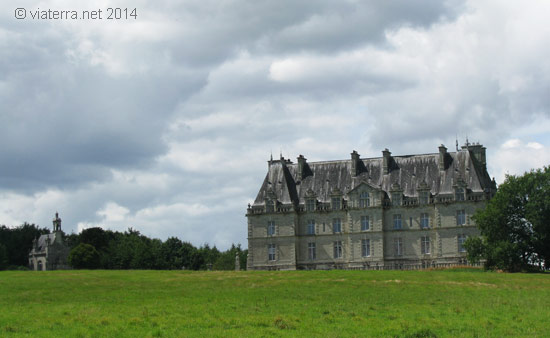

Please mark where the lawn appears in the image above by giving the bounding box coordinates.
[0,269,548,337]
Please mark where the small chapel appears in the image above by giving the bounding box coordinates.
[28,212,70,271]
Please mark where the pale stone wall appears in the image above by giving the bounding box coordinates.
[29,256,47,271]
[248,198,484,270]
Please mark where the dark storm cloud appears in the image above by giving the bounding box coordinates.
[0,28,206,192]
[0,0,461,193]
[262,0,464,53]
[158,0,464,66]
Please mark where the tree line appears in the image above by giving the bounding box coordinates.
[0,225,247,271]
[3,166,548,273]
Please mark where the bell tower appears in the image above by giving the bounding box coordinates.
[53,212,62,232]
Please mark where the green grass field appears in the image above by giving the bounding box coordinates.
[0,269,549,337]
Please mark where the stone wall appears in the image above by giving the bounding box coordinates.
[247,198,485,270]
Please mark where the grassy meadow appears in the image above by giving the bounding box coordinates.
[0,269,549,337]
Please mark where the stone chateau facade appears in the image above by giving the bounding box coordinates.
[246,142,495,270]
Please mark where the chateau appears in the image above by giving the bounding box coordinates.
[28,212,70,271]
[246,142,495,270]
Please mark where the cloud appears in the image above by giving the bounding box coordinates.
[491,139,550,183]
[1,0,550,250]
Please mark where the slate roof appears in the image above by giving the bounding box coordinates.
[35,233,57,252]
[253,147,495,206]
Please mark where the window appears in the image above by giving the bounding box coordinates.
[333,218,342,233]
[419,191,429,204]
[268,244,276,261]
[332,197,341,210]
[333,241,343,259]
[458,234,467,252]
[394,238,403,256]
[392,192,401,206]
[421,236,431,254]
[455,187,465,201]
[420,213,429,229]
[359,192,370,208]
[306,199,315,212]
[267,221,275,236]
[308,242,316,260]
[361,216,370,231]
[457,210,466,225]
[393,214,402,229]
[307,220,315,235]
[361,239,370,257]
[266,200,275,213]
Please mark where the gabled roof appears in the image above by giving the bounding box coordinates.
[253,147,494,206]
[347,180,384,194]
[35,233,57,252]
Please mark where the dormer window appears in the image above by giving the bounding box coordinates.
[331,197,341,210]
[391,192,401,206]
[455,187,465,201]
[306,199,316,212]
[266,200,275,213]
[359,192,370,208]
[419,191,429,204]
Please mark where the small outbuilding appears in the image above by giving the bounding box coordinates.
[28,212,70,271]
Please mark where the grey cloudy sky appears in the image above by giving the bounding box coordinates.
[1,0,549,249]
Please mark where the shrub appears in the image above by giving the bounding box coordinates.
[68,243,100,269]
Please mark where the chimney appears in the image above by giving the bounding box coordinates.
[382,148,391,175]
[438,144,447,171]
[297,155,306,181]
[469,143,486,167]
[351,150,360,176]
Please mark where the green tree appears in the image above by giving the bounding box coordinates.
[68,243,101,269]
[181,242,198,270]
[213,244,247,270]
[0,243,8,270]
[160,237,184,269]
[0,223,49,268]
[80,227,111,251]
[466,166,550,271]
